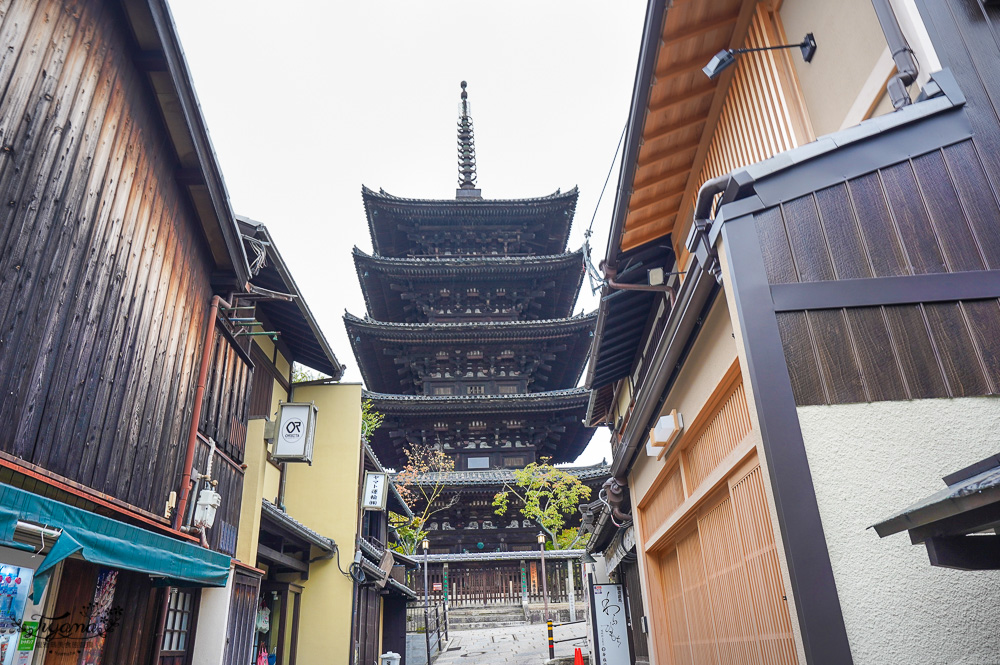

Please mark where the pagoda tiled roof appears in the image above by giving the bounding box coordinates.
[362,185,579,258]
[364,388,594,467]
[363,387,591,411]
[353,247,586,323]
[398,463,610,487]
[345,312,595,394]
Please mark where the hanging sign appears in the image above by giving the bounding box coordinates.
[589,583,633,665]
[362,472,388,511]
[274,402,318,464]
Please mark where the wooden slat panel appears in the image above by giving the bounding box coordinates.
[677,528,719,664]
[844,307,908,402]
[775,312,826,405]
[782,195,836,283]
[883,305,950,399]
[880,161,948,275]
[698,496,763,665]
[730,465,797,665]
[923,302,992,397]
[640,465,686,539]
[910,149,986,272]
[754,206,798,284]
[814,183,873,280]
[940,140,1000,270]
[660,549,694,665]
[684,382,752,492]
[807,309,866,404]
[962,299,1000,393]
[846,172,910,278]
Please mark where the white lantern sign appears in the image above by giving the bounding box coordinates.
[274,402,318,464]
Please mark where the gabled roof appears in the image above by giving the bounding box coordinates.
[353,247,586,323]
[605,0,764,262]
[238,218,344,379]
[345,312,596,394]
[362,186,579,258]
[119,0,249,287]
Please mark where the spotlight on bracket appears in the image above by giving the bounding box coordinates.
[703,33,816,79]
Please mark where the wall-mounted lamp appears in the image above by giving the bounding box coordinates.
[703,33,816,79]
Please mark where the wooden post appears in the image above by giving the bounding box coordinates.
[567,559,576,620]
[520,559,528,607]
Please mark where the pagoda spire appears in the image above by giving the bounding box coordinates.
[456,81,482,198]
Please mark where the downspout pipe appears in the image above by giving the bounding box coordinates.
[609,175,731,479]
[871,0,918,109]
[174,295,232,530]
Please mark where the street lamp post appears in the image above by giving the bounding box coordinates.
[538,532,550,623]
[423,537,431,665]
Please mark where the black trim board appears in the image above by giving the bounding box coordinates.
[770,271,1000,312]
[721,213,854,664]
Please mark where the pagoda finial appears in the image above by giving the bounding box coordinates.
[456,81,481,198]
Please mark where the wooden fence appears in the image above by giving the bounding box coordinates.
[409,560,584,607]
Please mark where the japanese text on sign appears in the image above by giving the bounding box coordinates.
[362,472,388,511]
[591,583,630,665]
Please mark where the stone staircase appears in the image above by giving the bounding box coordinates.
[445,604,529,631]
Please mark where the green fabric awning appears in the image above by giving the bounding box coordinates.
[0,483,230,600]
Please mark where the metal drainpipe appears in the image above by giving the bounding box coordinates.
[871,0,918,109]
[173,294,231,530]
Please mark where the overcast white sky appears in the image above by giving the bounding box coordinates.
[168,1,648,466]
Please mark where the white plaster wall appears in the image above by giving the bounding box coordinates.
[191,565,235,665]
[798,397,1000,665]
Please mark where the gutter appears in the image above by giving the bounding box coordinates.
[609,177,731,479]
[603,0,668,272]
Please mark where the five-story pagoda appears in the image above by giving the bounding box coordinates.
[347,83,604,567]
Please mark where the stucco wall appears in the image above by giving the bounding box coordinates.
[284,382,364,665]
[191,566,234,665]
[798,397,1000,664]
[780,0,887,136]
[630,297,737,502]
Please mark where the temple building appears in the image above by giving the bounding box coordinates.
[346,82,605,604]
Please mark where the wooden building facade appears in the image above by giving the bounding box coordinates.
[586,0,1000,664]
[0,1,346,664]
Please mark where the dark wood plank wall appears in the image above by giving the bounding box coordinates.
[223,571,262,665]
[0,0,223,516]
[192,435,244,555]
[199,324,253,462]
[757,139,1000,405]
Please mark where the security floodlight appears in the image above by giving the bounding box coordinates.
[703,33,816,79]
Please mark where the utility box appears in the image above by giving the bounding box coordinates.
[273,401,318,464]
[379,653,400,665]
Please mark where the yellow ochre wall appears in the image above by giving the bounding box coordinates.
[234,339,290,566]
[283,382,364,665]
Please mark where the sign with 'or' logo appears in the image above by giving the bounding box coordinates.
[274,402,318,464]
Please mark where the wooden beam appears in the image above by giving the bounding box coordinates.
[655,52,722,82]
[926,535,1000,571]
[628,186,687,216]
[632,163,693,194]
[663,14,738,45]
[637,137,702,169]
[642,115,708,144]
[258,543,308,573]
[648,84,716,114]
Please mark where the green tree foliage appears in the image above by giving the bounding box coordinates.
[290,363,327,383]
[361,399,384,441]
[391,446,458,555]
[493,459,592,549]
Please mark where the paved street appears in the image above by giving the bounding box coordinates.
[432,624,587,665]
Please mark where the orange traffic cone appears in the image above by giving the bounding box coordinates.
[574,647,585,665]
